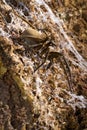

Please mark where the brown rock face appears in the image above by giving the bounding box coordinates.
[0,0,87,130]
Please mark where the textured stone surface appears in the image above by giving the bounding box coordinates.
[0,0,87,130]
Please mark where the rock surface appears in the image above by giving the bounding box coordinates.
[0,0,87,130]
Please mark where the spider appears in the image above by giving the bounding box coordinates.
[13,28,72,91]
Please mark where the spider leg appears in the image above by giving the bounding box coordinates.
[58,53,72,91]
[46,59,53,70]
[34,50,49,72]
